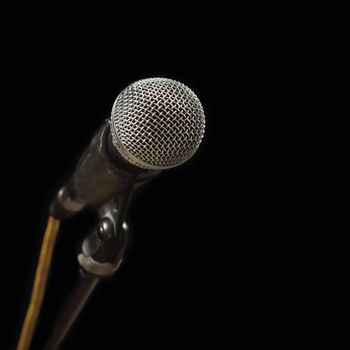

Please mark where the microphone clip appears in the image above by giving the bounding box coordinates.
[78,197,129,278]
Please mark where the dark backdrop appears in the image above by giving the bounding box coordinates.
[2,24,321,349]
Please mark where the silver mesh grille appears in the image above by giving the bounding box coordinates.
[110,78,205,170]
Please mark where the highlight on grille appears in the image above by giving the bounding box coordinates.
[110,78,205,170]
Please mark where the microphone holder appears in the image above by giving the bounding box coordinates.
[44,195,130,350]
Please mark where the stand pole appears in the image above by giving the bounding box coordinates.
[44,272,99,350]
[44,197,129,349]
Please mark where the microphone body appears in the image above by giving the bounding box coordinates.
[50,78,205,219]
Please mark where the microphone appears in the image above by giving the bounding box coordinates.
[50,78,205,219]
[17,78,205,350]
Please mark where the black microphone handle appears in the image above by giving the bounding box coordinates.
[50,121,157,219]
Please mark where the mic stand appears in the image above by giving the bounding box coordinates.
[44,196,130,350]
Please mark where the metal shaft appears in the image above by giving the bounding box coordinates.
[44,273,99,350]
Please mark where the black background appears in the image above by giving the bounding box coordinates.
[2,17,321,349]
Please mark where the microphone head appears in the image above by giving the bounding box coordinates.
[110,78,205,170]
